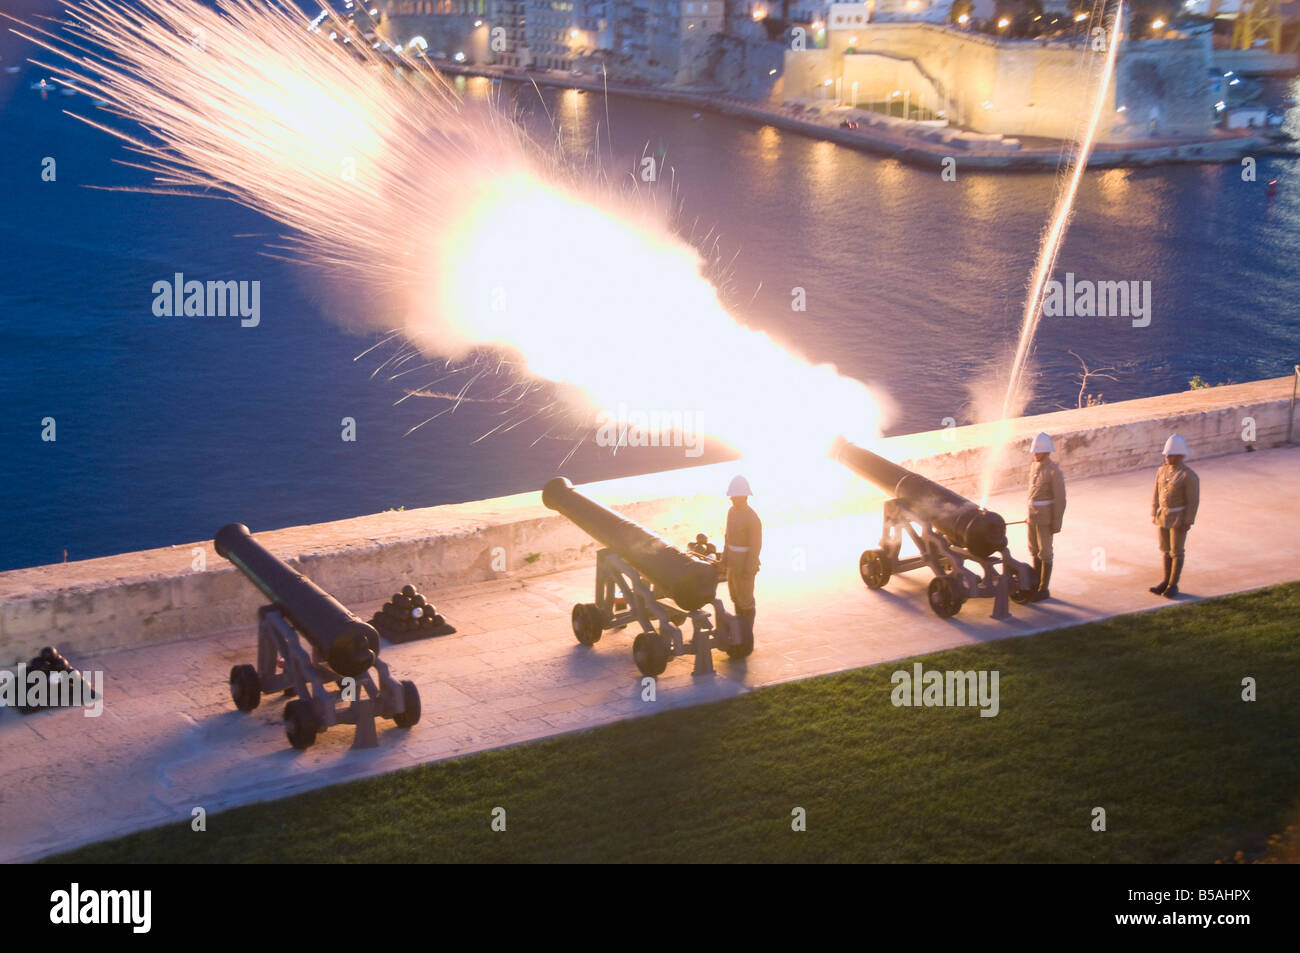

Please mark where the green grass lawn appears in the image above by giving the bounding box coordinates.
[51,583,1300,863]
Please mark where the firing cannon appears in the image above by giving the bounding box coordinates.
[541,477,750,676]
[215,523,420,749]
[830,437,1034,619]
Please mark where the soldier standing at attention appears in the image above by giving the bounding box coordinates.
[1026,432,1066,602]
[1150,434,1199,599]
[723,475,762,647]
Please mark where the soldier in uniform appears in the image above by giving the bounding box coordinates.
[1150,434,1199,599]
[723,475,762,645]
[1025,432,1066,601]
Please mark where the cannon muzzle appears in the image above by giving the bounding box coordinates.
[215,523,378,677]
[542,478,718,612]
[831,436,1008,558]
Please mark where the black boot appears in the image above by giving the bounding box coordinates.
[738,609,756,650]
[1031,557,1042,590]
[1164,557,1184,599]
[1149,555,1172,595]
[1033,561,1052,602]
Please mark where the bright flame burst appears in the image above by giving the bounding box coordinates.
[18,0,884,491]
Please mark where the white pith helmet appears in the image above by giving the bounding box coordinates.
[1163,434,1190,457]
[1031,432,1055,454]
[726,475,752,497]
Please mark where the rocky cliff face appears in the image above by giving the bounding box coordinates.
[688,32,787,98]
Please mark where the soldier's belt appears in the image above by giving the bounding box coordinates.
[727,546,751,553]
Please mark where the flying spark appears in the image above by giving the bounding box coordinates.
[16,0,885,494]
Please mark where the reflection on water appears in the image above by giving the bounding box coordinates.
[756,124,782,164]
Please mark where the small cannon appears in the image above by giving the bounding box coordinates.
[541,477,749,676]
[215,523,420,749]
[831,437,1034,619]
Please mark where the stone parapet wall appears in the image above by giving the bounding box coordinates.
[1,376,1293,661]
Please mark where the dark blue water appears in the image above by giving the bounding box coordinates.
[2,17,1299,571]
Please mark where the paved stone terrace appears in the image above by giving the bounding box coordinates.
[1,446,1296,861]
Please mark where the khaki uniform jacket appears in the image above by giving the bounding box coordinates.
[725,504,762,577]
[1027,459,1066,533]
[1152,464,1199,528]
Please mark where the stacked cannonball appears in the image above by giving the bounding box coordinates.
[686,533,717,558]
[372,584,445,637]
[18,646,96,714]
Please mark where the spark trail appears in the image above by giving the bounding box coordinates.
[15,0,884,483]
[977,0,1125,505]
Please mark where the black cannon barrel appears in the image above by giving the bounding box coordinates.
[214,523,377,677]
[542,478,718,612]
[830,436,1009,559]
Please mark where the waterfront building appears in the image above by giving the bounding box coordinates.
[869,0,951,21]
[682,0,727,42]
[525,1,605,71]
[496,0,527,67]
[377,0,740,81]
[784,19,1216,140]
[823,0,952,21]
[374,1,491,63]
